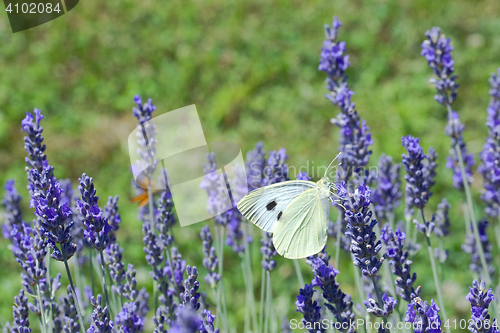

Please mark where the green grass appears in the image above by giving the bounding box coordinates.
[1,0,500,331]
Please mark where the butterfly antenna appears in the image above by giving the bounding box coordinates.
[324,152,342,178]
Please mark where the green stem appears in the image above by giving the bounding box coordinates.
[293,259,304,287]
[264,271,272,333]
[89,249,95,296]
[334,209,342,268]
[259,268,266,333]
[99,250,111,317]
[352,254,368,333]
[212,287,222,330]
[62,250,86,333]
[243,222,258,333]
[421,208,450,333]
[445,103,492,285]
[241,260,250,333]
[36,284,47,333]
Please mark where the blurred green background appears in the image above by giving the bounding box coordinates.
[1,0,500,331]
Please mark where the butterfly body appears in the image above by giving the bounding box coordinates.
[237,176,336,259]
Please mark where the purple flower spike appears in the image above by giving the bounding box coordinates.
[480,68,500,217]
[401,135,436,210]
[61,285,80,333]
[310,257,356,331]
[87,295,113,333]
[200,226,220,288]
[115,302,144,333]
[77,173,113,252]
[132,94,157,124]
[363,292,397,318]
[261,232,277,272]
[297,171,312,181]
[445,112,475,189]
[245,142,266,191]
[170,306,204,333]
[12,289,30,332]
[2,180,25,241]
[319,16,373,181]
[462,220,495,281]
[372,154,402,223]
[405,297,442,333]
[466,280,499,333]
[21,108,47,175]
[201,309,219,333]
[180,265,201,311]
[262,148,289,186]
[380,226,421,302]
[295,284,323,333]
[421,27,459,106]
[338,182,384,277]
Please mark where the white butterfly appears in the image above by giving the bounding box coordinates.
[237,155,340,259]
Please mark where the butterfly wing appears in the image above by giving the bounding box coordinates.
[272,188,330,259]
[237,180,317,232]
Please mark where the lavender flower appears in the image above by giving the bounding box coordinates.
[297,171,312,181]
[245,142,266,191]
[445,111,475,189]
[462,220,495,280]
[401,135,435,210]
[480,68,500,217]
[12,289,30,333]
[115,302,144,333]
[310,257,356,332]
[2,180,24,241]
[421,27,458,106]
[61,286,80,333]
[10,222,47,294]
[201,152,249,253]
[155,187,176,247]
[133,94,157,125]
[380,226,421,302]
[306,246,330,267]
[170,306,204,333]
[295,284,324,333]
[372,154,402,224]
[103,195,121,244]
[405,297,442,333]
[421,27,475,191]
[153,308,168,333]
[180,265,201,311]
[77,173,112,252]
[261,232,277,272]
[142,221,177,319]
[363,293,397,318]
[338,182,384,277]
[200,226,220,288]
[466,280,499,333]
[201,309,219,333]
[433,199,451,238]
[319,16,373,180]
[21,108,47,182]
[28,167,77,261]
[87,295,113,333]
[262,149,289,186]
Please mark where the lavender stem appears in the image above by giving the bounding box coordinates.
[99,250,111,318]
[62,249,86,333]
[293,260,304,287]
[420,209,450,333]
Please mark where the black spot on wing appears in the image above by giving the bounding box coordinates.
[277,211,283,220]
[266,200,277,211]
